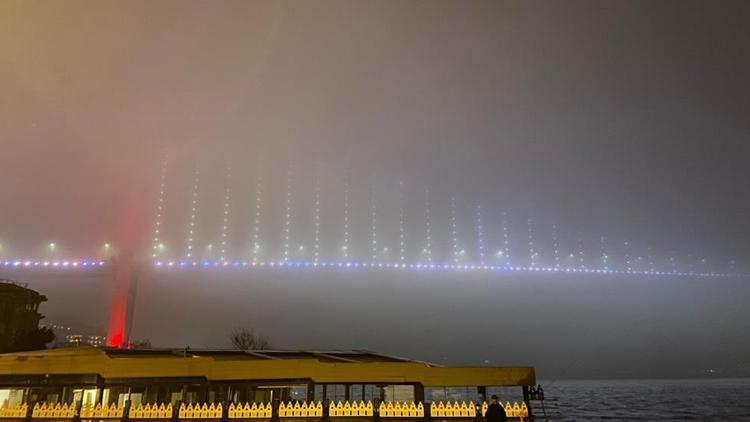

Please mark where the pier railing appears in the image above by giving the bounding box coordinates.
[0,400,530,421]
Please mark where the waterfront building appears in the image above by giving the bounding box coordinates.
[0,280,47,353]
[0,346,536,420]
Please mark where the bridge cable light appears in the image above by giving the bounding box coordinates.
[552,224,561,269]
[502,212,511,266]
[423,188,433,263]
[450,197,460,264]
[624,241,632,272]
[252,165,263,263]
[313,170,321,264]
[283,168,293,262]
[185,168,200,259]
[151,155,168,259]
[600,235,609,270]
[219,165,232,262]
[341,176,351,260]
[527,218,536,267]
[370,178,379,263]
[398,181,406,264]
[577,238,586,269]
[476,203,486,266]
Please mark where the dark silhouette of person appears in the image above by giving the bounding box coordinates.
[484,395,507,422]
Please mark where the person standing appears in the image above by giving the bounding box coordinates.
[484,395,507,422]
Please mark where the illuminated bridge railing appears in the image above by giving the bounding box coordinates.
[0,256,743,278]
[0,259,107,271]
[152,259,743,278]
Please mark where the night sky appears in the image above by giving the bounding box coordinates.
[1,0,749,378]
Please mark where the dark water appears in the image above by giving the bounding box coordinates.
[536,378,750,421]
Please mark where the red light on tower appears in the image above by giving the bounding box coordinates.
[106,186,145,348]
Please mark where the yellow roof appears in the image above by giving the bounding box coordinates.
[0,346,535,387]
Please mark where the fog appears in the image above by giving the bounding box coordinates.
[1,0,750,378]
[25,270,750,378]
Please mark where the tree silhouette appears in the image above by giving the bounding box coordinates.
[230,328,271,350]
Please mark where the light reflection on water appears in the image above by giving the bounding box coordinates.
[536,378,750,421]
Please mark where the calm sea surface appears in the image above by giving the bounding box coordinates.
[535,378,750,421]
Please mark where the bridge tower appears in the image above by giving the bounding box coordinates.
[106,255,139,347]
[106,187,145,348]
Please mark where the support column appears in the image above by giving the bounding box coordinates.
[106,186,145,348]
[107,255,137,348]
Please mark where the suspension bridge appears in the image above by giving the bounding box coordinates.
[0,159,746,348]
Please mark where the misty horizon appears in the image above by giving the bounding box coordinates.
[2,0,749,382]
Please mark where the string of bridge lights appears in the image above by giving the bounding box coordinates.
[0,260,107,270]
[624,241,632,272]
[450,197,460,264]
[577,238,586,269]
[501,212,511,266]
[252,166,263,264]
[149,259,744,278]
[527,218,536,268]
[283,169,293,263]
[0,254,741,278]
[551,224,560,269]
[313,172,322,265]
[185,169,200,259]
[0,241,108,270]
[0,239,744,278]
[219,167,232,262]
[5,164,746,279]
[151,156,168,259]
[423,189,433,263]
[341,178,351,260]
[137,170,743,277]
[370,180,379,262]
[475,204,486,266]
[398,181,406,264]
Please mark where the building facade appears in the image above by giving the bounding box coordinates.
[0,347,538,420]
[0,280,47,353]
